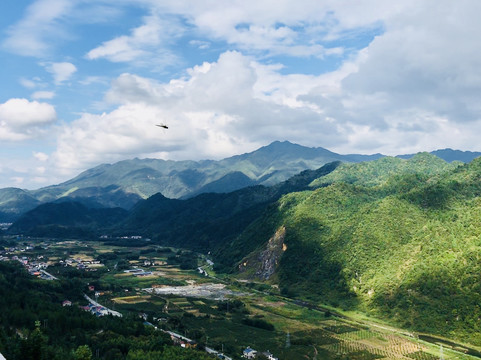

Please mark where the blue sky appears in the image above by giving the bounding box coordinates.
[1,0,481,189]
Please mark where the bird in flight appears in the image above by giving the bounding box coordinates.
[156,124,168,129]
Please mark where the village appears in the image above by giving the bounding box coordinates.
[0,240,283,360]
[2,237,469,360]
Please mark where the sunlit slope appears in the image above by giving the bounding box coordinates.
[310,152,457,188]
[238,154,481,343]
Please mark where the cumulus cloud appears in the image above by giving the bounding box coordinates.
[53,50,344,173]
[0,98,57,141]
[297,1,481,154]
[57,8,481,173]
[43,62,77,84]
[7,0,481,188]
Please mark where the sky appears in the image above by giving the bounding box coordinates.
[1,0,481,189]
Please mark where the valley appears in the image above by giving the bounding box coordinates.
[3,147,481,359]
[1,237,479,360]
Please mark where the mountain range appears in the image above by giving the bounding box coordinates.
[1,141,479,223]
[6,147,481,344]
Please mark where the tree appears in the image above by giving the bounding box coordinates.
[73,345,92,360]
[20,327,47,360]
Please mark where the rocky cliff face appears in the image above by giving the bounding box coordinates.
[239,226,287,280]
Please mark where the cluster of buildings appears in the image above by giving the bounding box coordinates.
[0,243,108,281]
[0,247,56,280]
[164,331,232,360]
[99,235,147,240]
[59,257,103,271]
[243,347,278,360]
[80,303,119,317]
[82,294,122,318]
[124,268,153,277]
[165,330,198,349]
[0,245,34,258]
[0,223,12,231]
[163,330,278,360]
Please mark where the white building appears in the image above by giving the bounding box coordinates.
[243,347,257,359]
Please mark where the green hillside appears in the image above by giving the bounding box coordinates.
[310,152,457,188]
[236,154,481,344]
[7,151,481,346]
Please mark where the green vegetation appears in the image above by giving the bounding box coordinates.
[235,154,481,344]
[6,151,481,356]
[0,261,212,360]
[1,238,477,360]
[310,153,456,188]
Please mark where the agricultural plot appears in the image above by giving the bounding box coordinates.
[324,323,360,334]
[11,239,478,360]
[319,326,474,360]
[112,295,151,304]
[406,351,440,360]
[101,272,185,289]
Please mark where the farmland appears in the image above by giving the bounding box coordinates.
[1,237,479,360]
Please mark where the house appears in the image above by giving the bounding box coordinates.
[243,347,257,359]
[262,351,278,360]
[62,300,72,307]
[0,351,6,360]
[165,331,197,349]
[180,340,197,349]
[124,268,143,274]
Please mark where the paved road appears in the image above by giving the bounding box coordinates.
[83,294,122,317]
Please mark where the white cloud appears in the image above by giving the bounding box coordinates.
[84,1,391,66]
[33,152,49,162]
[0,153,58,188]
[86,14,182,68]
[6,0,481,188]
[0,98,57,141]
[20,78,37,89]
[19,77,46,89]
[141,0,411,59]
[32,91,55,100]
[79,76,109,86]
[53,50,344,174]
[2,0,73,57]
[43,62,77,84]
[296,0,481,155]
[189,40,210,49]
[10,177,25,186]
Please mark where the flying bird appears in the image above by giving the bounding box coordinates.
[156,124,168,129]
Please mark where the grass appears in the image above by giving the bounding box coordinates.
[100,272,185,289]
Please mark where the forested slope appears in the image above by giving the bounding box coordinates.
[235,154,481,344]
